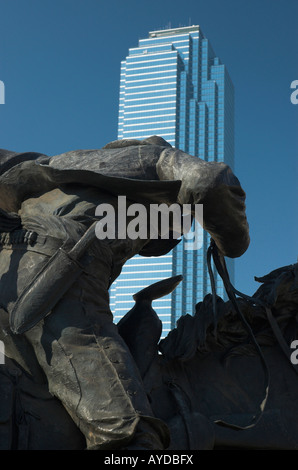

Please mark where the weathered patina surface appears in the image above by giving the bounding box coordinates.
[0,136,251,449]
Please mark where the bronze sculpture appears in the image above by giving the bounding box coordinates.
[0,263,297,449]
[1,134,281,450]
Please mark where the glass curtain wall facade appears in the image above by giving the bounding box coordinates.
[110,26,235,337]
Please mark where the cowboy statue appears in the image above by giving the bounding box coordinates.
[0,136,249,450]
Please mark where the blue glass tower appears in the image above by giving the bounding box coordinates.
[111,26,235,337]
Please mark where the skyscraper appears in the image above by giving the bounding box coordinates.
[110,25,235,337]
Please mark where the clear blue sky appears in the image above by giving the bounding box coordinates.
[0,0,297,297]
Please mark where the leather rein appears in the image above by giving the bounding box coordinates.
[207,240,298,430]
